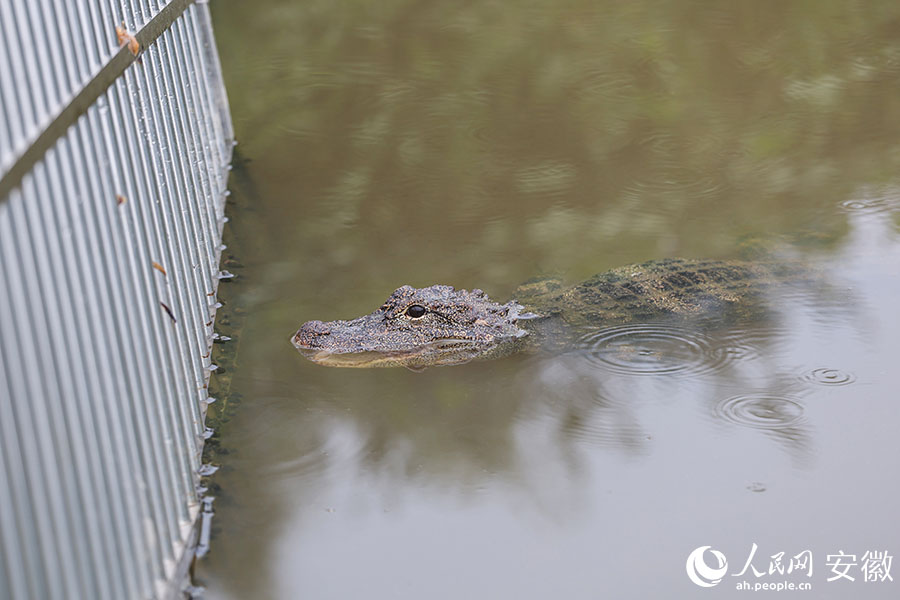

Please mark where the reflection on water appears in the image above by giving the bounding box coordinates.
[201,1,900,598]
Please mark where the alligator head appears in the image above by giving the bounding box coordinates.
[292,284,534,369]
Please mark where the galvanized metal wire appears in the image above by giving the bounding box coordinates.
[0,1,233,598]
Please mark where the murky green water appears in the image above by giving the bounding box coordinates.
[198,2,900,598]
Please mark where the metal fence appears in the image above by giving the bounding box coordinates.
[0,1,233,599]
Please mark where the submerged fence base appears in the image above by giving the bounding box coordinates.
[0,1,233,599]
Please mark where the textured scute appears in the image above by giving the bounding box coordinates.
[534,258,800,329]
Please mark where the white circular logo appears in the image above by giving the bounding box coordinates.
[686,546,728,587]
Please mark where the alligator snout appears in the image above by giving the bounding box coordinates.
[293,319,332,349]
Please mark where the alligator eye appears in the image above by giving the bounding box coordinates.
[405,304,427,319]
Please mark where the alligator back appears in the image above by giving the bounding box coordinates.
[514,258,809,330]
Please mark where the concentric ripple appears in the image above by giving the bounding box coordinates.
[839,194,899,214]
[621,166,724,205]
[801,367,856,386]
[715,327,787,362]
[714,394,806,430]
[576,324,731,377]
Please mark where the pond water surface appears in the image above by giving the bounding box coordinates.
[198,2,900,598]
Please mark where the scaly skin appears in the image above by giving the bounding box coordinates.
[292,258,808,369]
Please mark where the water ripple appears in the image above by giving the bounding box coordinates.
[514,161,578,197]
[263,420,364,479]
[714,394,806,430]
[621,166,725,204]
[716,327,788,362]
[576,324,731,377]
[839,191,900,214]
[801,367,856,386]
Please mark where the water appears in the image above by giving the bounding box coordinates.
[199,2,900,598]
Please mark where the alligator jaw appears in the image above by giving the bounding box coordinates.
[292,331,502,369]
[293,346,416,369]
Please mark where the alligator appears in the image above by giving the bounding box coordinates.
[292,258,810,369]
